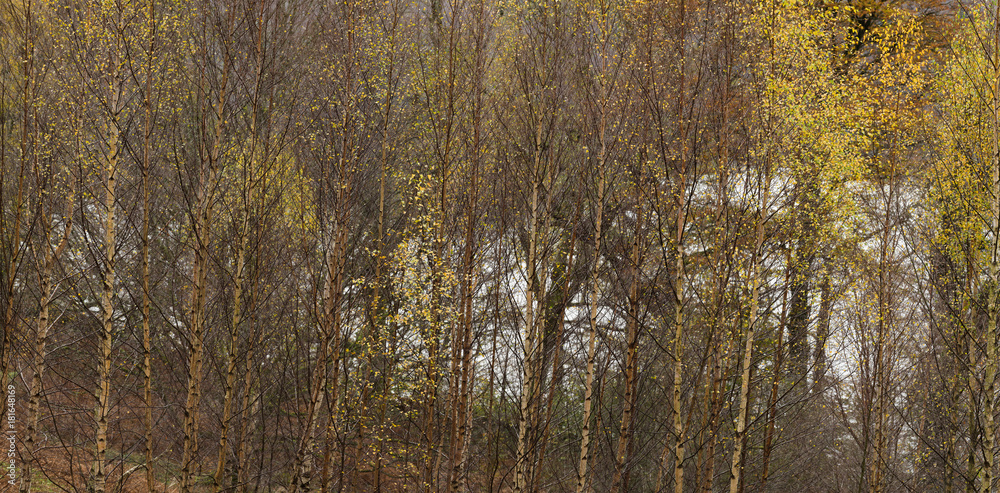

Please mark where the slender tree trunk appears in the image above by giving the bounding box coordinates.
[532,198,580,492]
[214,232,247,492]
[612,197,645,492]
[983,10,1000,491]
[760,249,791,489]
[871,150,902,493]
[179,12,231,482]
[291,123,351,493]
[700,70,732,493]
[787,180,816,386]
[292,231,346,493]
[22,193,72,493]
[728,155,772,493]
[290,313,327,493]
[514,122,545,493]
[235,280,262,493]
[216,4,265,485]
[2,0,33,387]
[576,172,605,493]
[448,15,484,484]
[424,146,448,493]
[671,4,689,491]
[142,4,156,487]
[487,220,505,493]
[971,341,981,493]
[180,175,212,492]
[813,263,833,389]
[371,18,399,481]
[700,336,726,493]
[671,200,687,493]
[93,68,122,493]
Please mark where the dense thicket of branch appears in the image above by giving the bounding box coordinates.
[4,0,998,491]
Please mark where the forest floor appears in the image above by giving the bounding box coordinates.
[24,447,196,493]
